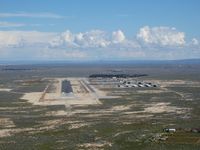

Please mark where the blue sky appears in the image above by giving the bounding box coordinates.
[0,0,200,60]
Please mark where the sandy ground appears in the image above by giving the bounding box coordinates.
[0,118,15,128]
[0,107,21,110]
[110,105,132,111]
[68,122,89,130]
[21,92,44,105]
[0,88,12,92]
[144,102,188,114]
[45,110,71,116]
[41,100,189,119]
[119,102,188,116]
[0,128,34,138]
[21,92,102,106]
[78,141,112,149]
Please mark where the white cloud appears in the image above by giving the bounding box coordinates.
[0,22,25,27]
[0,32,22,48]
[137,26,185,46]
[62,30,74,43]
[0,31,56,48]
[0,27,199,60]
[191,38,199,45]
[50,30,111,48]
[50,30,128,48]
[51,30,77,47]
[0,22,55,28]
[112,30,125,43]
[0,12,64,19]
[75,30,110,48]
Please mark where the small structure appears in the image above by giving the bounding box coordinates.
[163,128,176,133]
[191,128,200,133]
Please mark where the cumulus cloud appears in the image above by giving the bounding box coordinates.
[112,30,125,43]
[137,26,185,46]
[50,30,111,48]
[191,38,199,45]
[74,30,110,48]
[61,30,74,43]
[50,29,128,49]
[0,26,199,60]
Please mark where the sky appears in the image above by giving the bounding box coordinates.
[0,0,200,61]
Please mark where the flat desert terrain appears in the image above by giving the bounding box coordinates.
[0,63,200,150]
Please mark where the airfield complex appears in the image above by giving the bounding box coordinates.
[37,74,157,104]
[1,68,200,149]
